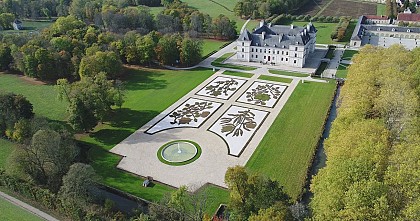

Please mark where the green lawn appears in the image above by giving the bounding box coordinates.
[79,67,228,212]
[199,185,229,215]
[246,81,336,200]
[0,73,67,121]
[342,49,358,60]
[147,6,165,15]
[212,53,257,71]
[202,39,229,58]
[268,69,308,77]
[0,139,15,169]
[0,20,53,34]
[290,22,338,44]
[336,63,349,79]
[0,197,44,221]
[377,4,386,16]
[245,20,261,31]
[258,75,293,84]
[222,70,253,78]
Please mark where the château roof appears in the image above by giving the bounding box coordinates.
[238,23,317,48]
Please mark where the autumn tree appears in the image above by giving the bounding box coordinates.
[225,166,291,220]
[57,72,123,131]
[12,129,79,191]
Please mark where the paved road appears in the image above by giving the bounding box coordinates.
[0,191,59,221]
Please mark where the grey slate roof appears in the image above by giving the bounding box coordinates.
[363,25,420,33]
[351,15,420,42]
[239,23,317,48]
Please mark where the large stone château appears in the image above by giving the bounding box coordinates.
[236,21,317,68]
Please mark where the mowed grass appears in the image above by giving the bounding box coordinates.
[336,64,349,79]
[0,197,44,221]
[292,22,338,44]
[181,0,245,32]
[342,49,358,60]
[0,139,15,169]
[202,39,229,58]
[377,4,386,16]
[0,20,53,34]
[79,67,227,209]
[258,75,293,84]
[0,73,67,121]
[269,69,308,77]
[246,81,336,200]
[199,185,229,215]
[222,70,253,78]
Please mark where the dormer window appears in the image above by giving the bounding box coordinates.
[377,28,381,31]
[392,28,395,32]
[407,29,411,33]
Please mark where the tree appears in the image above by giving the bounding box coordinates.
[155,34,180,65]
[78,51,122,79]
[149,185,209,221]
[211,15,237,40]
[60,163,97,204]
[225,166,291,220]
[0,13,15,30]
[13,129,79,191]
[179,38,202,66]
[248,202,293,221]
[57,72,123,131]
[0,93,34,136]
[0,43,13,70]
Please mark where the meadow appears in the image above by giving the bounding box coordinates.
[246,80,336,200]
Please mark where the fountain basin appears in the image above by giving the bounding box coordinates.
[157,140,201,166]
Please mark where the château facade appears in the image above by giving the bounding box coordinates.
[236,21,317,68]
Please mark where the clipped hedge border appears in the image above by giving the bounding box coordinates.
[157,140,202,166]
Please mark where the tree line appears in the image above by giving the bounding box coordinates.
[234,0,309,19]
[310,45,420,220]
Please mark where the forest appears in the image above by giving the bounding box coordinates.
[310,45,420,220]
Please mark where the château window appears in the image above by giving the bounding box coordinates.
[242,48,244,52]
[295,53,297,57]
[295,47,298,51]
[294,60,297,64]
[242,42,244,46]
[251,48,254,52]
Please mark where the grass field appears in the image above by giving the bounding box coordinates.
[377,4,386,16]
[246,81,336,200]
[222,70,253,78]
[258,75,293,84]
[342,49,358,60]
[78,67,230,213]
[268,69,308,77]
[180,0,246,32]
[0,139,15,169]
[0,74,67,121]
[202,39,229,58]
[292,22,338,44]
[0,197,44,221]
[0,20,53,34]
[336,64,349,78]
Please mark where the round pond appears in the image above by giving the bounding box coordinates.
[161,141,198,163]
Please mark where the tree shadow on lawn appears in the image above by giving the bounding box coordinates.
[122,67,167,91]
[90,109,160,148]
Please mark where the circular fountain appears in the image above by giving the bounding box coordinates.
[158,140,201,165]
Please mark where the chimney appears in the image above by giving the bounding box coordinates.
[290,24,294,29]
[307,24,310,31]
[260,20,265,28]
[268,23,272,28]
[262,31,266,40]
